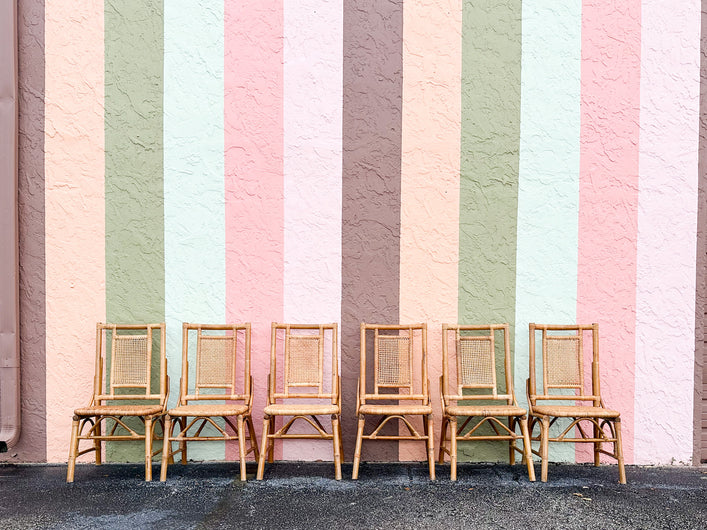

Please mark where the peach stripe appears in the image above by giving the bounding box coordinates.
[224,1,284,460]
[45,3,105,462]
[399,0,462,461]
[578,0,641,463]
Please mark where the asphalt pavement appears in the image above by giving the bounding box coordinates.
[0,461,705,529]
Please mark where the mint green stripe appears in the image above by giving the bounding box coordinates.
[105,0,164,462]
[164,0,225,461]
[458,0,522,462]
[515,1,580,462]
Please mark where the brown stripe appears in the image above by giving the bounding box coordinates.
[342,0,403,462]
[15,0,46,461]
[694,1,707,465]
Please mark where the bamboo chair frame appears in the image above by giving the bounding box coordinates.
[160,323,259,482]
[352,323,435,480]
[67,323,168,482]
[438,324,535,481]
[527,323,626,483]
[257,323,342,480]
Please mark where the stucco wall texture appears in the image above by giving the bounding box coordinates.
[5,0,703,466]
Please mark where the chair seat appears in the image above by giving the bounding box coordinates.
[532,405,620,419]
[167,404,249,417]
[74,404,164,417]
[358,403,433,416]
[444,404,527,417]
[264,403,340,416]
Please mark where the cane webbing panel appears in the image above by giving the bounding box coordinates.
[286,335,321,387]
[111,334,149,387]
[197,335,235,388]
[545,335,582,388]
[458,336,494,389]
[377,336,411,387]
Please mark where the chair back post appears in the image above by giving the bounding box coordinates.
[441,324,449,399]
[244,322,252,398]
[331,323,338,405]
[180,323,189,405]
[591,322,601,405]
[94,323,104,402]
[157,323,166,405]
[359,322,367,406]
[269,322,277,404]
[502,323,513,405]
[420,324,428,402]
[528,322,537,404]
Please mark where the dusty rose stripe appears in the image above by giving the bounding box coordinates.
[398,0,461,461]
[577,0,641,463]
[6,0,46,462]
[342,0,403,461]
[44,2,105,462]
[224,1,284,460]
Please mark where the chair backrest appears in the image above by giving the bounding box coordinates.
[528,323,601,406]
[94,323,167,405]
[269,323,339,404]
[442,323,514,404]
[180,323,251,405]
[359,323,428,403]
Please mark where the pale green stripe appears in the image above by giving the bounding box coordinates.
[515,0,580,462]
[164,0,226,461]
[105,0,164,462]
[458,0,522,462]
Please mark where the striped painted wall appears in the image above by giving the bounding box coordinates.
[34,0,701,465]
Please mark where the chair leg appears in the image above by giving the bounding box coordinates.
[267,416,276,463]
[438,416,447,464]
[427,414,435,481]
[66,415,80,483]
[508,417,516,466]
[237,415,247,482]
[614,418,626,485]
[519,416,535,482]
[540,416,550,483]
[332,415,342,480]
[352,415,366,480]
[450,417,458,481]
[594,421,601,467]
[94,419,102,465]
[246,415,260,462]
[256,416,270,480]
[179,417,187,465]
[160,415,172,482]
[144,417,153,482]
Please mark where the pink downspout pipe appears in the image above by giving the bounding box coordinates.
[0,0,20,451]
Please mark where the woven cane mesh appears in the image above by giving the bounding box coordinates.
[197,336,234,387]
[377,336,411,386]
[287,335,321,386]
[546,336,581,387]
[112,335,149,386]
[458,337,494,388]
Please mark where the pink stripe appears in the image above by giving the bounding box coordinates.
[635,0,700,464]
[578,1,641,463]
[224,1,284,460]
[282,0,342,461]
[45,3,105,462]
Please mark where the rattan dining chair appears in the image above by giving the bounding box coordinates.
[160,323,259,482]
[257,323,342,480]
[527,323,626,483]
[352,323,435,480]
[67,323,168,482]
[438,324,535,481]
